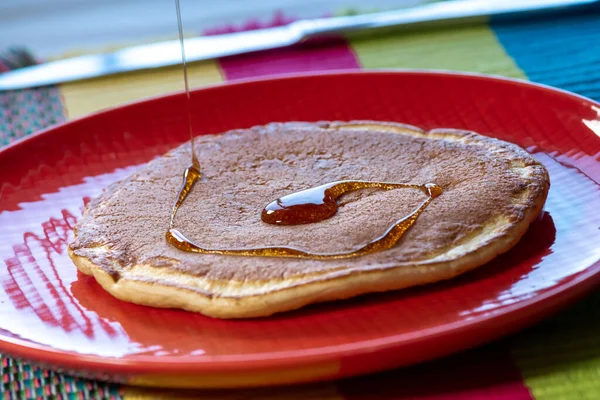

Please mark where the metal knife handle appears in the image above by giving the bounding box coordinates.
[294,0,599,39]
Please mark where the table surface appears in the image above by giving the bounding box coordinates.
[1,2,600,399]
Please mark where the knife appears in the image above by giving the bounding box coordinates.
[0,0,597,90]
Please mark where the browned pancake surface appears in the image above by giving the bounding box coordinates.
[70,121,548,286]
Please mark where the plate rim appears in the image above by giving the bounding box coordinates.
[1,69,599,374]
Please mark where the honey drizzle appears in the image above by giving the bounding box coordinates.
[166,164,442,259]
[262,181,429,225]
[169,0,442,259]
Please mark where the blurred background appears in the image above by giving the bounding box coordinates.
[0,0,429,59]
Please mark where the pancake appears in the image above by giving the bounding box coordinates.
[68,121,549,318]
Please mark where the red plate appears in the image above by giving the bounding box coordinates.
[1,71,599,388]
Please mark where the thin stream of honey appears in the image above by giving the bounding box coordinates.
[175,0,199,168]
[166,164,442,259]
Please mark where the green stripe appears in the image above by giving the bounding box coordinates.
[510,291,600,400]
[349,24,526,79]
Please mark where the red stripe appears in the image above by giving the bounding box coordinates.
[338,344,533,400]
[219,39,360,80]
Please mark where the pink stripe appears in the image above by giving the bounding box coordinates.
[338,344,533,400]
[219,39,360,80]
[203,11,296,36]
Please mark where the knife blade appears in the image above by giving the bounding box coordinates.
[0,0,597,90]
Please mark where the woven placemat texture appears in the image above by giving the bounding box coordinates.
[0,48,65,146]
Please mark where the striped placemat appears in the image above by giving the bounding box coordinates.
[1,9,599,400]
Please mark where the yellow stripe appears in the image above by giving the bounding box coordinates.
[124,382,344,400]
[123,360,343,399]
[126,360,339,388]
[60,61,223,119]
[349,24,526,79]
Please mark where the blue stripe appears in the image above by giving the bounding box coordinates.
[491,11,600,102]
